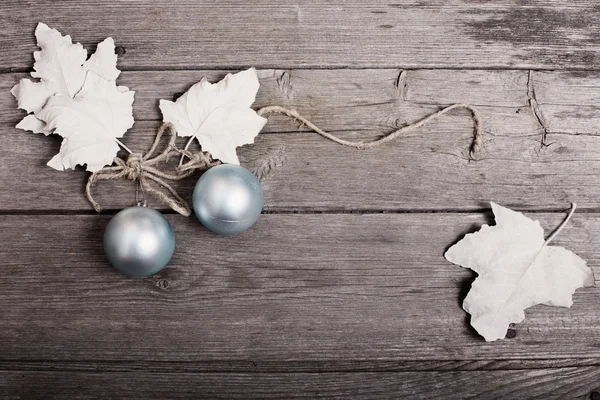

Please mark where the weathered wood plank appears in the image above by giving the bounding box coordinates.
[1,368,599,399]
[2,68,585,131]
[2,69,408,127]
[0,213,598,364]
[1,1,600,70]
[533,70,600,135]
[6,68,600,211]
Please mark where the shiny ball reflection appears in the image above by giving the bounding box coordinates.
[103,207,175,277]
[193,164,263,235]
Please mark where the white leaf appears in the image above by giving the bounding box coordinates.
[445,203,594,341]
[15,114,51,135]
[13,23,87,114]
[83,37,121,81]
[36,71,135,172]
[159,68,267,165]
[11,23,121,133]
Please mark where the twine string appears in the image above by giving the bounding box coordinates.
[85,123,220,216]
[257,103,483,159]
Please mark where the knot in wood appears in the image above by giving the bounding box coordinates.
[157,279,170,290]
[124,153,144,181]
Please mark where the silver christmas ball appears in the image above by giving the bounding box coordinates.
[193,164,263,235]
[103,207,175,277]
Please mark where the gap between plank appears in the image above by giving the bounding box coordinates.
[5,65,600,74]
[0,207,592,216]
[0,359,598,373]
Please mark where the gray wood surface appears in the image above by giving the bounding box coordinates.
[1,1,600,70]
[1,368,599,399]
[2,1,600,398]
[1,213,600,365]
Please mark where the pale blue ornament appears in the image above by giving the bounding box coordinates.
[193,164,263,235]
[104,207,175,277]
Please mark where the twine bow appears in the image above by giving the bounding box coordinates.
[86,123,220,216]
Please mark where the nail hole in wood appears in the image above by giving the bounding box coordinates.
[506,324,517,339]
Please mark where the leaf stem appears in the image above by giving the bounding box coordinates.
[116,139,133,154]
[179,136,195,166]
[544,203,577,245]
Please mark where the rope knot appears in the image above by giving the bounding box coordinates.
[124,153,144,181]
[178,150,218,173]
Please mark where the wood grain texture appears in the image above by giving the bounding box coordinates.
[3,69,600,211]
[1,368,599,399]
[3,1,600,396]
[0,212,598,365]
[1,1,600,70]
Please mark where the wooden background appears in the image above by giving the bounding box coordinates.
[2,1,600,398]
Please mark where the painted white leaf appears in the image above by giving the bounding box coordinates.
[36,71,135,172]
[83,37,121,81]
[12,23,87,114]
[11,23,121,133]
[445,203,594,341]
[159,68,267,165]
[16,114,51,135]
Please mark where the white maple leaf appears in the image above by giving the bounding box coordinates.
[16,114,49,134]
[11,22,121,134]
[36,71,135,172]
[445,203,594,341]
[159,68,267,165]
